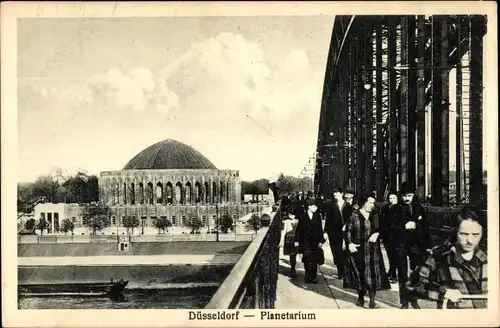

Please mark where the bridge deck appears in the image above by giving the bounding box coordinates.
[276,239,436,309]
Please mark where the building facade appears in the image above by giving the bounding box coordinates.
[98,139,249,229]
[33,203,82,233]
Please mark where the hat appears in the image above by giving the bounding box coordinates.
[306,198,317,206]
[400,181,414,195]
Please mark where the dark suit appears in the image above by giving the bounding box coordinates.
[295,209,326,282]
[393,199,430,305]
[324,200,353,278]
[380,203,400,280]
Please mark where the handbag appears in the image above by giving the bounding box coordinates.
[317,247,325,265]
[283,223,298,255]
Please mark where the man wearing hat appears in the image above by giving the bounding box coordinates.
[344,189,357,209]
[324,187,353,279]
[294,198,326,284]
[394,181,431,309]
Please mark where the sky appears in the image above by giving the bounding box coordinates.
[17,16,334,183]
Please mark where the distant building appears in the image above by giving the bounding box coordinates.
[30,139,263,235]
[33,203,82,234]
[243,194,269,203]
[99,139,253,231]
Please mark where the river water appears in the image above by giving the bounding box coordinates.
[18,287,218,309]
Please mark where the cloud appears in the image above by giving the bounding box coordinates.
[284,49,309,71]
[84,67,179,115]
[18,32,326,183]
[156,33,320,134]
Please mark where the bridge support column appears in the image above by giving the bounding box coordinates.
[431,16,450,205]
[375,22,384,200]
[387,17,398,194]
[469,15,485,206]
[416,15,427,200]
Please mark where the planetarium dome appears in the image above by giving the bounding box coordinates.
[123,139,217,170]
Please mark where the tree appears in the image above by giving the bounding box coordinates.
[187,217,203,234]
[153,217,172,234]
[36,217,49,236]
[216,214,234,233]
[123,216,140,234]
[60,218,75,235]
[25,218,36,231]
[81,203,110,234]
[246,214,261,232]
[32,175,60,203]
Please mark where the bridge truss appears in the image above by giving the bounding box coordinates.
[315,15,488,207]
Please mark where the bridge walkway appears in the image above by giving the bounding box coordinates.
[275,239,436,309]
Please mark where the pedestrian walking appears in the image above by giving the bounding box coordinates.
[344,194,391,308]
[380,192,400,283]
[282,210,299,277]
[294,198,326,284]
[407,205,487,309]
[394,181,431,309]
[324,187,353,279]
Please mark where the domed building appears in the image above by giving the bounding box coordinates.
[99,139,244,231]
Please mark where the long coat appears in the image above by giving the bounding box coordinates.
[324,200,353,240]
[379,203,400,244]
[344,209,390,291]
[294,210,326,263]
[393,200,431,250]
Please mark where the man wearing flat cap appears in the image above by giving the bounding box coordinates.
[294,198,326,284]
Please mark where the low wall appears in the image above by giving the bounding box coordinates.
[18,233,255,244]
[18,264,233,287]
[18,241,250,257]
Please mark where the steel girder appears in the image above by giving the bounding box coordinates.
[315,15,487,207]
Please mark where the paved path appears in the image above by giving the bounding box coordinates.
[18,254,240,266]
[275,237,436,309]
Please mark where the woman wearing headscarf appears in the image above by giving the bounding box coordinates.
[344,193,391,308]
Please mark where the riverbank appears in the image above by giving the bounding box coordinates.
[19,263,234,287]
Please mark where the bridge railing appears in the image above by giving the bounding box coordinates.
[205,208,281,309]
[422,204,488,247]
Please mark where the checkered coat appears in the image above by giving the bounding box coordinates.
[409,245,488,309]
[343,210,390,291]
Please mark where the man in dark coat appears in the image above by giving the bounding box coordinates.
[324,187,353,279]
[394,182,431,309]
[294,198,326,284]
[379,192,400,282]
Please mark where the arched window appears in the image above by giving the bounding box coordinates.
[220,181,224,203]
[185,182,192,204]
[175,182,183,204]
[156,182,163,204]
[212,182,218,204]
[226,181,230,202]
[204,182,210,204]
[138,182,144,204]
[147,182,154,205]
[194,182,202,203]
[123,182,128,204]
[130,183,135,205]
[109,181,119,205]
[165,182,173,204]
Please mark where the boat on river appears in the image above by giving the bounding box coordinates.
[18,279,129,297]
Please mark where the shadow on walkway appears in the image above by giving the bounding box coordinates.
[278,262,361,308]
